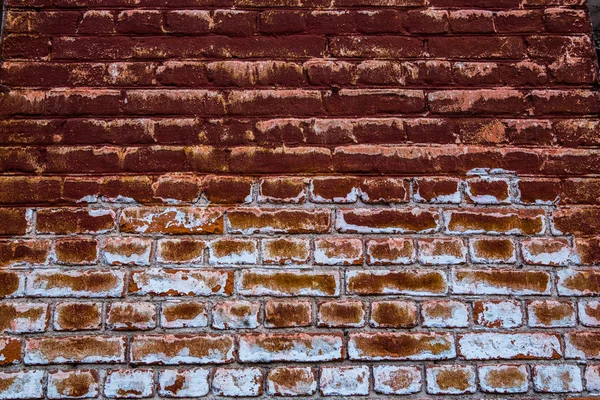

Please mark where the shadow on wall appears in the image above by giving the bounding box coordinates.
[589,0,600,58]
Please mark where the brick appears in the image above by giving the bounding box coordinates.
[131,334,235,364]
[262,238,310,265]
[0,303,47,333]
[54,238,98,265]
[120,207,224,235]
[228,208,330,234]
[585,365,600,392]
[458,333,561,360]
[208,238,257,265]
[426,365,476,394]
[466,177,511,204]
[47,370,99,399]
[349,332,455,360]
[37,208,115,234]
[428,37,526,59]
[557,269,600,296]
[421,300,469,328]
[454,268,550,295]
[470,238,516,263]
[266,367,316,396]
[103,237,151,266]
[156,239,205,264]
[0,272,25,298]
[348,269,447,295]
[533,365,583,393]
[320,366,369,396]
[24,336,126,364]
[330,36,424,58]
[325,89,425,115]
[238,333,343,362]
[107,302,156,331]
[0,371,44,399]
[158,369,210,398]
[317,300,365,328]
[161,301,208,329]
[240,270,340,297]
[265,300,312,328]
[0,240,49,267]
[373,365,422,395]
[0,338,21,366]
[129,269,233,296]
[479,365,529,393]
[528,300,575,328]
[54,302,102,331]
[337,208,439,233]
[565,332,600,359]
[553,207,600,236]
[258,177,305,203]
[202,176,253,204]
[370,300,417,328]
[474,300,523,328]
[0,209,30,236]
[212,301,261,330]
[314,238,362,265]
[212,368,263,397]
[310,177,359,203]
[104,369,154,399]
[522,238,571,265]
[27,269,126,298]
[579,301,600,327]
[418,238,466,265]
[366,238,414,265]
[414,177,461,203]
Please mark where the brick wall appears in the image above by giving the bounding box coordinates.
[0,0,599,398]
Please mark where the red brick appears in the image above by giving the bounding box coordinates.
[262,238,310,265]
[337,208,439,233]
[120,207,224,234]
[370,301,417,328]
[258,177,305,203]
[161,301,208,329]
[366,238,415,265]
[131,334,235,364]
[470,238,516,263]
[349,332,455,360]
[212,301,261,330]
[54,302,102,331]
[107,302,156,331]
[418,238,466,265]
[265,300,312,328]
[36,208,115,234]
[0,240,49,267]
[0,209,30,236]
[48,369,99,399]
[104,369,154,398]
[228,208,331,234]
[24,336,126,364]
[129,268,233,296]
[240,270,340,297]
[444,208,545,235]
[54,238,98,265]
[28,270,126,298]
[314,238,363,265]
[266,367,316,396]
[426,365,476,394]
[317,301,365,328]
[238,333,343,362]
[0,303,47,333]
[347,269,447,295]
[458,333,561,360]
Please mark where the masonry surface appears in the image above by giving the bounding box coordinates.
[0,0,600,398]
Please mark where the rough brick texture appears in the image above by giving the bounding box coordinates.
[0,0,599,397]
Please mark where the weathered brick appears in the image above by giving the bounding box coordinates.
[314,238,362,265]
[458,333,561,360]
[348,269,447,295]
[528,300,575,327]
[426,365,476,395]
[212,301,261,330]
[262,238,310,265]
[444,208,545,235]
[0,303,47,333]
[131,334,235,364]
[349,332,456,360]
[0,338,22,366]
[337,208,439,233]
[161,301,208,329]
[212,368,263,397]
[265,300,312,328]
[104,369,154,398]
[54,238,98,265]
[470,238,516,263]
[522,237,571,265]
[107,302,156,331]
[579,300,600,327]
[266,367,316,396]
[0,240,49,267]
[208,238,257,264]
[228,208,331,234]
[0,371,44,399]
[373,365,422,395]
[156,239,205,264]
[370,300,417,328]
[479,365,529,394]
[557,269,600,296]
[28,269,126,298]
[421,300,469,328]
[453,269,551,295]
[418,238,466,265]
[366,238,415,265]
[474,300,523,328]
[239,333,343,362]
[37,209,115,234]
[320,366,369,396]
[533,365,582,393]
[47,369,99,399]
[317,300,365,328]
[54,302,102,331]
[240,270,340,297]
[565,332,600,359]
[103,237,152,266]
[121,207,224,235]
[129,269,233,297]
[158,369,210,398]
[24,336,126,364]
[258,177,305,203]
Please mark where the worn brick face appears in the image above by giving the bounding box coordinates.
[1,0,598,396]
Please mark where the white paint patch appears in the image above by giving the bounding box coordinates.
[158,369,210,397]
[212,368,262,397]
[104,369,154,398]
[238,334,343,363]
[458,333,561,360]
[373,365,422,395]
[533,365,582,393]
